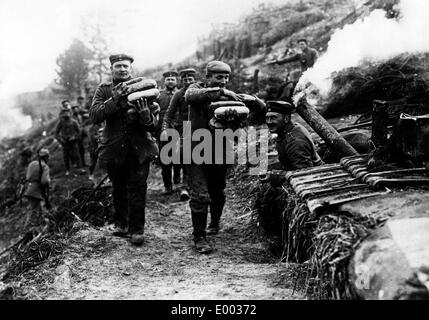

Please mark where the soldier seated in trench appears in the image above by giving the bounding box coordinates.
[262,100,323,186]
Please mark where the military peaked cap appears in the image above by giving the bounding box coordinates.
[206,61,231,74]
[163,70,179,78]
[179,68,197,77]
[109,53,134,65]
[266,101,293,115]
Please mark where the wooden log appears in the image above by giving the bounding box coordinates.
[296,97,359,157]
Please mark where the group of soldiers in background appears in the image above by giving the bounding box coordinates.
[55,96,101,180]
[22,39,325,254]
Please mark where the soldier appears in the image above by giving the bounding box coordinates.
[88,124,102,182]
[90,53,159,246]
[273,39,319,72]
[160,68,198,200]
[184,60,252,254]
[55,108,81,176]
[23,148,51,213]
[71,105,87,167]
[61,99,72,110]
[156,70,179,195]
[265,100,323,173]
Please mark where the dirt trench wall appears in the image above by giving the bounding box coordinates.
[255,178,429,299]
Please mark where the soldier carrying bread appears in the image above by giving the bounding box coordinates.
[184,60,265,254]
[90,53,160,246]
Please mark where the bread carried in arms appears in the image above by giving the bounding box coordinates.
[124,77,160,102]
[208,100,250,130]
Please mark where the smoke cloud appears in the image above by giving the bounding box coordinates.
[0,95,32,139]
[297,0,429,97]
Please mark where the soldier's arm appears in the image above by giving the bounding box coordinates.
[276,53,300,65]
[90,85,122,124]
[136,101,159,132]
[41,164,50,186]
[55,122,62,141]
[313,49,319,60]
[161,93,180,131]
[185,83,223,103]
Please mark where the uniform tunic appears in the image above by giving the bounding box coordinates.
[90,79,158,166]
[23,160,50,200]
[276,122,323,171]
[90,78,158,234]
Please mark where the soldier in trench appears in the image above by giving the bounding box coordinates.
[262,101,323,186]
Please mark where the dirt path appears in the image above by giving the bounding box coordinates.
[19,167,306,300]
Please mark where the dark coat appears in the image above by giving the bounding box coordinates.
[23,160,50,200]
[276,122,323,171]
[157,88,177,125]
[161,87,189,133]
[90,79,159,165]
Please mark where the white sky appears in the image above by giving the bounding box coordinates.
[0,0,290,98]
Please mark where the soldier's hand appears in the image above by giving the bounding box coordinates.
[135,98,152,123]
[112,82,128,103]
[225,108,239,122]
[222,89,243,101]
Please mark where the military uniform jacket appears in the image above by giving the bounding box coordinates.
[161,87,188,133]
[23,160,50,200]
[276,122,323,171]
[185,82,266,164]
[55,118,80,142]
[90,79,159,165]
[157,88,177,126]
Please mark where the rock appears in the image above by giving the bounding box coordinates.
[52,264,72,291]
[349,225,429,299]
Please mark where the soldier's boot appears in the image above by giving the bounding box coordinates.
[194,236,212,254]
[206,223,220,235]
[130,232,144,246]
[207,202,223,235]
[111,224,128,238]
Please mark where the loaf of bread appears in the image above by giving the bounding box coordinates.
[127,88,160,102]
[124,78,157,94]
[214,106,249,120]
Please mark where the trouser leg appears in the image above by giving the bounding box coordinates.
[63,144,71,171]
[187,164,210,239]
[207,165,228,227]
[126,152,149,234]
[161,163,173,190]
[107,162,128,228]
[78,139,86,166]
[70,141,80,167]
[173,164,181,184]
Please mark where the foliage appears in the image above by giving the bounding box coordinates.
[261,8,326,47]
[55,39,93,96]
